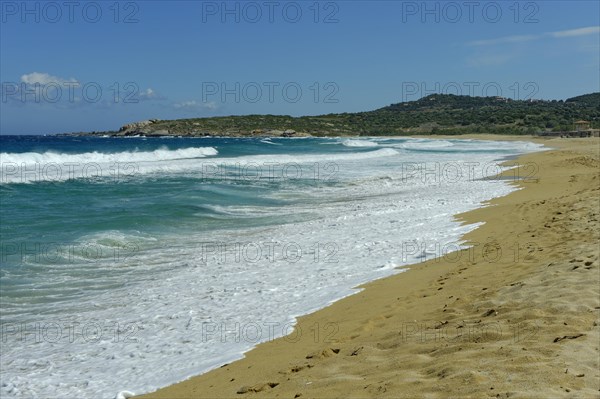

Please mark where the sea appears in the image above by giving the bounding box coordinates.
[0,135,545,398]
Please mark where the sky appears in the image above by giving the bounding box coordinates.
[1,0,599,135]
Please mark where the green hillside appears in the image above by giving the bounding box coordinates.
[85,93,600,137]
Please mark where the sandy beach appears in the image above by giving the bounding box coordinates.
[140,135,599,399]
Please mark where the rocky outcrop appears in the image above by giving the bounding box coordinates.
[118,119,161,135]
[110,119,312,138]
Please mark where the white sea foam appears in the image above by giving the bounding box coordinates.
[399,139,454,149]
[1,147,218,164]
[0,138,546,398]
[0,147,218,184]
[259,138,282,145]
[0,147,400,184]
[342,139,379,147]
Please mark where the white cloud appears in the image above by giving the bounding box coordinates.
[551,26,600,38]
[173,100,218,111]
[20,72,79,86]
[138,88,165,101]
[140,88,156,98]
[468,26,600,46]
[468,34,540,47]
[10,72,80,107]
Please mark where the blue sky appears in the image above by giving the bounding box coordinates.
[1,0,598,134]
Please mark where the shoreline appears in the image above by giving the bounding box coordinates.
[140,135,599,398]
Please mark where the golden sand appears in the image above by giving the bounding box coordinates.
[140,136,599,398]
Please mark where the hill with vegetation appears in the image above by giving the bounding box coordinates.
[85,92,600,137]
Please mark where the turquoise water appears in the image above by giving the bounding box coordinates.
[1,136,350,321]
[0,135,544,398]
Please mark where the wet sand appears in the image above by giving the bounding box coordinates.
[140,136,599,398]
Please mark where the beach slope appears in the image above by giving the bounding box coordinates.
[140,137,599,398]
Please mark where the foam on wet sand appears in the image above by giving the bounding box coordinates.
[141,136,600,399]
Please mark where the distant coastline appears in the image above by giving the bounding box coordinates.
[58,92,600,138]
